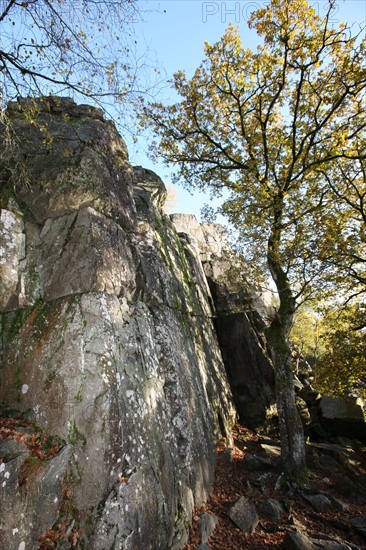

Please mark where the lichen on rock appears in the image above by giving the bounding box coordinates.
[0,97,237,549]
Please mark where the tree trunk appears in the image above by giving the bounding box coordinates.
[266,194,307,485]
[267,323,307,484]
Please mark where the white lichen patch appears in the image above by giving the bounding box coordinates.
[0,209,26,308]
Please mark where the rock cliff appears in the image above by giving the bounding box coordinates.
[0,97,274,549]
[170,215,275,427]
[0,97,239,549]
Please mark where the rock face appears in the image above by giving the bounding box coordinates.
[0,97,236,549]
[170,214,275,427]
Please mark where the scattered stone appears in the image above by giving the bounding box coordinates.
[200,512,218,544]
[294,377,304,392]
[283,530,359,550]
[227,496,259,533]
[350,516,366,536]
[260,443,282,459]
[318,454,343,472]
[244,452,276,471]
[287,516,309,535]
[298,386,321,404]
[303,494,334,513]
[260,498,287,523]
[221,447,234,462]
[335,437,360,450]
[283,529,313,549]
[336,476,366,502]
[309,536,359,549]
[326,495,349,513]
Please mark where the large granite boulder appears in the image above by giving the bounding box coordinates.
[0,97,236,549]
[319,396,366,443]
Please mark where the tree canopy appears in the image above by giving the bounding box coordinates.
[315,303,366,399]
[312,148,366,299]
[143,0,366,483]
[289,300,366,399]
[0,0,155,121]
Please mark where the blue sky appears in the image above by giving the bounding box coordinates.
[127,0,366,218]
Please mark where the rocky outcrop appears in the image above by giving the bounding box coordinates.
[2,96,366,549]
[293,364,366,444]
[319,396,366,443]
[170,214,275,427]
[0,97,236,549]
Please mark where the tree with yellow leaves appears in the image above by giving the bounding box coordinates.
[143,0,366,484]
[314,143,366,299]
[315,302,366,399]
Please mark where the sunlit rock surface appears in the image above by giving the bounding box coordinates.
[0,97,236,549]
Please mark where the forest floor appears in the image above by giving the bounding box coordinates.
[184,424,366,549]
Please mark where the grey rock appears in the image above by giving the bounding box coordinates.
[214,311,275,427]
[0,98,237,549]
[201,511,218,543]
[320,396,365,421]
[0,438,29,460]
[227,496,259,533]
[171,213,276,428]
[0,209,40,312]
[261,442,282,459]
[2,96,136,228]
[309,537,359,549]
[0,451,33,549]
[0,209,25,311]
[39,207,136,301]
[244,452,276,471]
[319,396,366,443]
[260,498,287,522]
[336,476,366,501]
[284,531,358,550]
[297,397,312,431]
[34,445,73,537]
[170,214,223,260]
[133,165,167,210]
[303,494,334,513]
[0,291,235,547]
[299,386,322,404]
[294,377,304,392]
[283,529,313,549]
[0,444,71,550]
[350,516,366,536]
[327,495,349,513]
